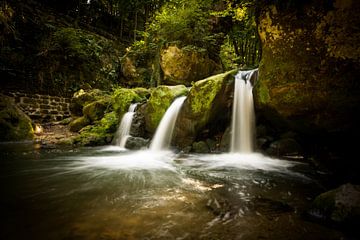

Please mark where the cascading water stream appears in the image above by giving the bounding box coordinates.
[113,103,138,148]
[150,96,186,151]
[230,69,258,153]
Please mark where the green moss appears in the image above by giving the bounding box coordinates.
[69,116,90,132]
[83,99,110,122]
[112,88,143,117]
[189,69,236,117]
[255,81,270,104]
[70,89,108,116]
[0,95,34,141]
[73,111,118,146]
[144,85,188,132]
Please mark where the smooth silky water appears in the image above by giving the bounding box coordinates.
[0,142,344,240]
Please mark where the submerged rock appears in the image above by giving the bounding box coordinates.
[0,94,34,141]
[124,136,149,150]
[192,141,210,153]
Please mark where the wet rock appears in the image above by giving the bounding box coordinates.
[308,183,360,225]
[192,141,209,153]
[129,112,146,138]
[125,136,149,150]
[266,138,302,157]
[173,70,237,148]
[141,85,188,134]
[219,127,231,152]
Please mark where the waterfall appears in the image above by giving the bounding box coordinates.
[150,96,186,151]
[113,103,138,148]
[230,69,258,153]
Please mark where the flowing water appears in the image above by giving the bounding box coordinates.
[150,96,186,151]
[113,103,138,148]
[0,142,347,240]
[231,69,257,153]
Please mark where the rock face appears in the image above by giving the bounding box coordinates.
[160,45,220,86]
[308,183,360,225]
[141,85,188,134]
[173,70,237,147]
[0,94,34,141]
[254,1,360,160]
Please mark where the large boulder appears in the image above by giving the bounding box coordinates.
[83,99,110,122]
[308,183,360,225]
[0,94,34,141]
[254,1,360,163]
[173,70,238,147]
[160,45,220,86]
[140,85,188,134]
[111,88,144,117]
[70,89,107,116]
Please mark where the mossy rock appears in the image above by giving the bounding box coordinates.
[70,89,107,116]
[254,3,360,132]
[0,95,34,141]
[308,183,360,224]
[83,99,110,122]
[69,116,90,132]
[160,45,220,86]
[142,85,188,133]
[73,111,118,146]
[112,88,144,117]
[173,70,237,147]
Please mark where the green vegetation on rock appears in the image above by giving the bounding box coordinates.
[73,111,118,146]
[83,99,111,122]
[143,85,188,133]
[69,116,90,132]
[0,95,34,141]
[188,70,237,126]
[112,88,144,117]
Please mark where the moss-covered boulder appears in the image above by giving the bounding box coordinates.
[69,116,90,132]
[0,95,34,141]
[112,88,144,117]
[141,85,188,133]
[70,89,107,116]
[173,70,238,147]
[254,1,360,161]
[160,45,220,86]
[73,111,118,146]
[83,99,110,122]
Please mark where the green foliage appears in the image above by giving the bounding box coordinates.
[214,0,261,68]
[41,27,121,94]
[147,0,218,49]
